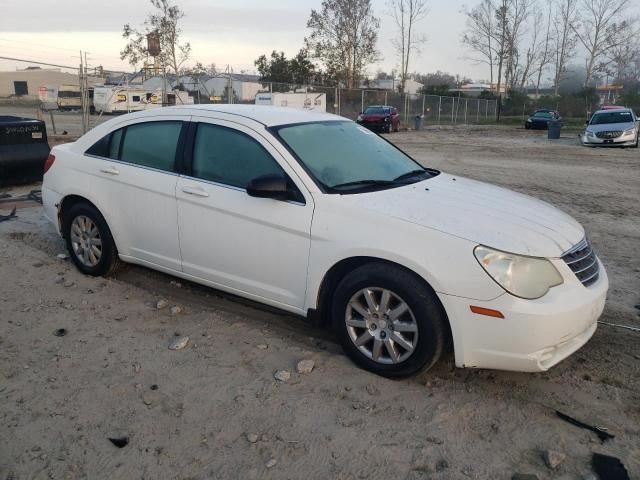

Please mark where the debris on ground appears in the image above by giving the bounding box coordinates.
[365,384,380,396]
[555,411,614,442]
[296,359,315,374]
[266,459,277,468]
[108,437,129,448]
[592,453,629,480]
[53,328,67,337]
[246,433,259,443]
[256,344,268,350]
[168,336,189,350]
[63,280,74,288]
[170,305,182,315]
[435,459,449,472]
[156,299,169,310]
[597,320,640,332]
[54,276,65,284]
[0,207,17,223]
[543,449,566,469]
[170,280,182,288]
[56,253,68,260]
[274,370,291,382]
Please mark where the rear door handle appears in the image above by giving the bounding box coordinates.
[99,166,119,175]
[181,186,210,198]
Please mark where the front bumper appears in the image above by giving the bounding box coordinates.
[581,133,637,146]
[357,120,390,131]
[438,258,608,372]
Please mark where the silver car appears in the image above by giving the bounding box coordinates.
[581,107,639,148]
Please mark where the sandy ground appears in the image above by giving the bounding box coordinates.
[1,126,639,480]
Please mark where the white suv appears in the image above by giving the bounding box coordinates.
[43,105,608,377]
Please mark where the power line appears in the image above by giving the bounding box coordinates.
[0,55,79,71]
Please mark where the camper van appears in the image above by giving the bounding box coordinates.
[255,92,327,112]
[93,86,193,114]
[38,85,92,111]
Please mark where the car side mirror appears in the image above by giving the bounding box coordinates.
[246,174,292,201]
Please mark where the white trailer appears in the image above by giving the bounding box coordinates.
[255,92,326,112]
[93,86,193,114]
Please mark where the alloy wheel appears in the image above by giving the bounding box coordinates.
[345,287,419,364]
[70,215,102,267]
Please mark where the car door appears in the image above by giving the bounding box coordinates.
[86,117,188,271]
[175,117,314,311]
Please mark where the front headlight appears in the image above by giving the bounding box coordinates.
[623,127,635,136]
[586,131,595,137]
[474,245,563,299]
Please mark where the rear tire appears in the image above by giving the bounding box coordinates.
[62,202,123,276]
[332,263,447,378]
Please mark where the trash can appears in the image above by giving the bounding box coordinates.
[548,119,561,139]
[414,115,424,131]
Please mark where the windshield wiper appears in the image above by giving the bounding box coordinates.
[393,169,429,182]
[330,179,397,190]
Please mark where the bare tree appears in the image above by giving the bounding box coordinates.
[388,0,429,93]
[494,0,510,119]
[121,0,191,75]
[305,0,381,88]
[531,2,555,96]
[503,0,533,92]
[462,0,496,85]
[552,0,579,95]
[573,0,634,86]
[605,20,640,83]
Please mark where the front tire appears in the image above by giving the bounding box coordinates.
[62,202,123,276]
[332,263,447,378]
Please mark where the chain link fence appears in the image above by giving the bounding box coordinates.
[1,80,498,137]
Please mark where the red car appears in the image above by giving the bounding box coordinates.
[356,105,400,133]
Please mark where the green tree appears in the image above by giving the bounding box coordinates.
[305,0,380,88]
[121,0,191,75]
[254,49,316,89]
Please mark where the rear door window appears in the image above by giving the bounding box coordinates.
[85,128,122,159]
[119,121,183,172]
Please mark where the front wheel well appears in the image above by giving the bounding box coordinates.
[313,256,453,349]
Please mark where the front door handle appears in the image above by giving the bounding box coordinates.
[99,166,119,175]
[181,186,210,198]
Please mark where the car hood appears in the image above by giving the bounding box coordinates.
[587,122,635,133]
[341,173,584,257]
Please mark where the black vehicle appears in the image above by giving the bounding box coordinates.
[525,109,561,130]
[0,116,50,185]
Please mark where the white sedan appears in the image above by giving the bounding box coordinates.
[42,105,608,377]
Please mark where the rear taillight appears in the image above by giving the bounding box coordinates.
[44,153,55,174]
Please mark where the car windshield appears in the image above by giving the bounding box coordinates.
[274,121,436,192]
[533,111,553,118]
[364,107,388,115]
[590,111,633,125]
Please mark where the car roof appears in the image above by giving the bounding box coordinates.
[599,105,625,110]
[122,104,344,127]
[592,107,633,115]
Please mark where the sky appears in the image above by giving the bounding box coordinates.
[0,0,491,80]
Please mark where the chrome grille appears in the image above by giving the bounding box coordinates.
[562,238,599,287]
[595,130,622,139]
